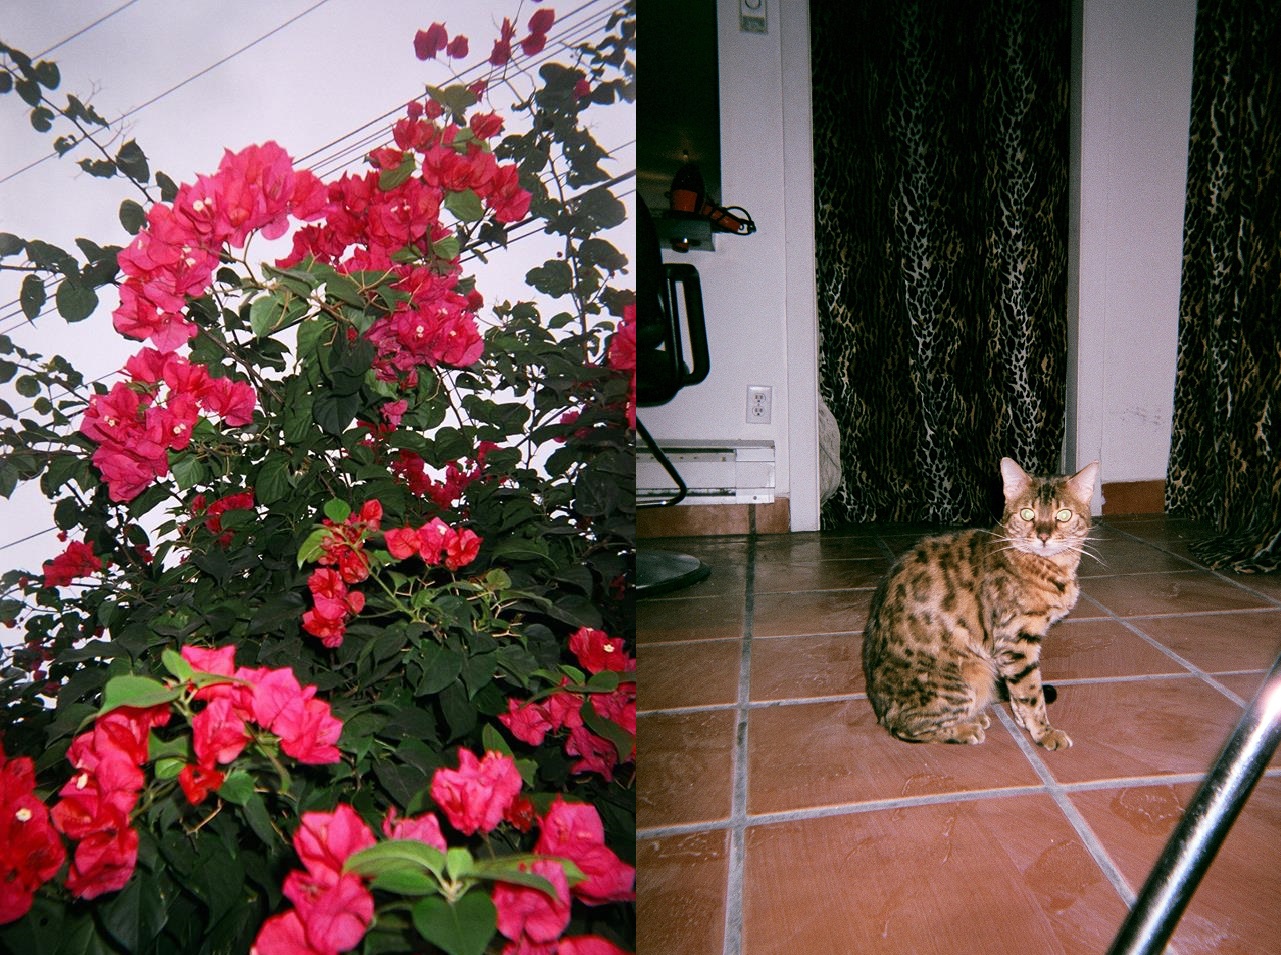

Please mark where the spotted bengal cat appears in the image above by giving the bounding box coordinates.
[862,457,1099,749]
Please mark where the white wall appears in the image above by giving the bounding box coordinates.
[1068,0,1197,498]
[643,0,821,530]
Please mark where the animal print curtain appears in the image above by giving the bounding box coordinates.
[811,0,1069,526]
[1165,0,1281,573]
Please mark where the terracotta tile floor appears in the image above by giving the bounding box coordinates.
[636,517,1281,955]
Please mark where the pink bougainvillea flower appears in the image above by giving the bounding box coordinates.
[192,696,253,767]
[565,723,620,781]
[282,868,374,954]
[535,797,635,905]
[273,696,344,765]
[499,698,554,746]
[381,807,447,852]
[446,35,470,59]
[0,746,66,925]
[568,628,633,675]
[384,526,421,560]
[528,9,556,35]
[293,804,377,878]
[492,859,571,944]
[41,539,103,588]
[430,748,523,836]
[251,909,329,955]
[558,936,632,955]
[62,809,138,900]
[413,22,449,60]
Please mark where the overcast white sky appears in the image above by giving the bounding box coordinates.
[0,0,634,591]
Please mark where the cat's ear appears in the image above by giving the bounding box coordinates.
[1000,457,1031,501]
[1066,460,1100,502]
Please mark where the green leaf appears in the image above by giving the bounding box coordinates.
[114,139,149,183]
[100,871,167,954]
[378,154,417,191]
[0,233,23,257]
[161,648,194,683]
[217,770,254,806]
[313,390,363,436]
[426,83,479,117]
[169,452,206,491]
[323,498,352,523]
[33,59,60,89]
[582,696,635,763]
[249,293,288,338]
[371,867,441,896]
[525,260,573,297]
[19,273,45,320]
[346,839,446,880]
[119,199,146,235]
[99,674,182,715]
[29,106,54,132]
[444,188,485,222]
[296,526,332,566]
[411,892,496,955]
[255,454,292,506]
[55,277,98,322]
[14,374,40,398]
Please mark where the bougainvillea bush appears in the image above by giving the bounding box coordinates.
[0,6,635,953]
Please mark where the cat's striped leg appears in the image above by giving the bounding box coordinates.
[996,633,1072,750]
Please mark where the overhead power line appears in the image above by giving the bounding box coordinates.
[33,0,143,59]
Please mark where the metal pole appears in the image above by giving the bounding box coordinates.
[1108,650,1281,954]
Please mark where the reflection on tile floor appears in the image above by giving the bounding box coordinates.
[636,517,1281,955]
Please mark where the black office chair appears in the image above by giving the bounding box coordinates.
[636,197,712,596]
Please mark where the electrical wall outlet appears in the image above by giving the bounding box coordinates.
[746,385,772,424]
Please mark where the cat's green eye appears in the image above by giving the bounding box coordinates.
[1055,508,1073,522]
[1019,508,1035,521]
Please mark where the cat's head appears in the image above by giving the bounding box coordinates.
[999,458,1099,558]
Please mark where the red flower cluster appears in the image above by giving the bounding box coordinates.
[430,748,524,836]
[189,489,256,546]
[253,804,376,955]
[491,796,634,955]
[181,645,344,774]
[383,516,483,572]
[301,501,383,647]
[114,142,326,352]
[50,704,170,899]
[0,744,66,924]
[490,9,557,65]
[278,97,530,391]
[413,22,469,61]
[499,628,636,780]
[607,305,636,429]
[41,538,102,588]
[81,349,257,501]
[392,440,498,508]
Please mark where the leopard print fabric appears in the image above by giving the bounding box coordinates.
[1166,0,1281,573]
[811,0,1070,526]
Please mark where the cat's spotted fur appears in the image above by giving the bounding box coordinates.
[862,458,1099,748]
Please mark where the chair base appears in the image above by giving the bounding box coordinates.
[636,549,711,597]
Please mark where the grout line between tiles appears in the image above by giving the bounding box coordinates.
[722,535,756,955]
[1105,522,1281,600]
[636,769,1232,841]
[990,705,1138,909]
[1092,605,1252,706]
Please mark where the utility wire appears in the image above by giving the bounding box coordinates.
[32,0,143,59]
[0,0,336,186]
[0,0,625,319]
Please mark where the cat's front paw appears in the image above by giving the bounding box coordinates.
[1036,728,1072,750]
